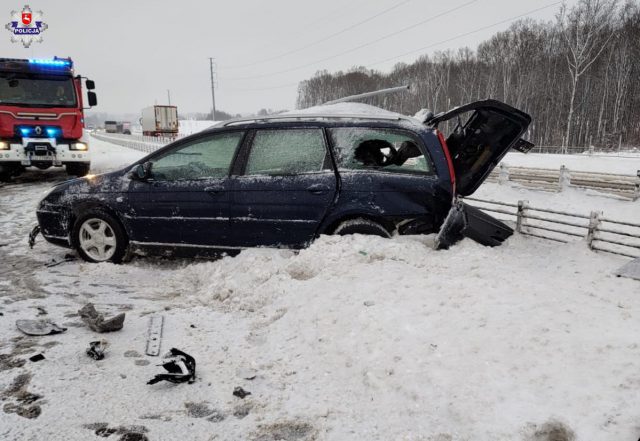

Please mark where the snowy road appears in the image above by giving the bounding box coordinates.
[1,139,639,441]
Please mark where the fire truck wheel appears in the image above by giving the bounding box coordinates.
[0,164,21,182]
[66,163,91,177]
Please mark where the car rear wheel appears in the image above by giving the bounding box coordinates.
[66,163,91,177]
[332,218,391,238]
[72,210,128,263]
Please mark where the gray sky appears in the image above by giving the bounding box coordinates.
[3,0,577,115]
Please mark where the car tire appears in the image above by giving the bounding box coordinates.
[71,209,128,263]
[332,218,391,238]
[66,163,91,177]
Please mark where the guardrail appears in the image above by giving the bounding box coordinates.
[90,132,182,153]
[466,197,640,259]
[487,164,640,200]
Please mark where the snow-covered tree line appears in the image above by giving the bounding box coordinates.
[297,0,640,150]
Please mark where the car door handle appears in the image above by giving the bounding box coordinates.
[307,184,330,195]
[204,186,225,194]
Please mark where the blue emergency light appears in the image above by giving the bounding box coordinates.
[28,58,72,68]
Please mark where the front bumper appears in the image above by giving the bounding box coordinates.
[0,138,90,166]
[36,205,72,248]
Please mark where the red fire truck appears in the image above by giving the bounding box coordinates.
[0,57,97,181]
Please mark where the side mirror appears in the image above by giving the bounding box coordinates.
[87,91,98,107]
[85,79,96,90]
[133,161,153,181]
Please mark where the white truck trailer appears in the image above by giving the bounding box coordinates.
[141,105,179,137]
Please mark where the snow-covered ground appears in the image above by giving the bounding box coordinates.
[1,139,639,441]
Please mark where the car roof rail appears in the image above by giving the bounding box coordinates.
[221,113,415,127]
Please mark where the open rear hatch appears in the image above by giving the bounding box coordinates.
[427,100,533,248]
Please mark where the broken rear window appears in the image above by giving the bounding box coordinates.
[328,128,433,175]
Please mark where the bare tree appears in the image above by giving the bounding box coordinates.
[557,0,618,151]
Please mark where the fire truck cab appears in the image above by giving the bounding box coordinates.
[0,57,97,181]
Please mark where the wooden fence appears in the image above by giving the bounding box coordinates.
[487,164,640,200]
[466,197,640,259]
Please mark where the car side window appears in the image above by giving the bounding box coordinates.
[328,127,433,175]
[150,132,244,181]
[244,129,328,176]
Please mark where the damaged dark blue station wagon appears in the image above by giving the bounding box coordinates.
[35,100,533,263]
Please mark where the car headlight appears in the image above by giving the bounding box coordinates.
[0,141,9,150]
[70,142,88,151]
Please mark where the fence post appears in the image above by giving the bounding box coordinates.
[516,200,528,233]
[559,165,570,191]
[498,163,509,185]
[586,211,601,250]
[634,170,640,201]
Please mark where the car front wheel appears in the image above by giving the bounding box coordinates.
[72,210,128,263]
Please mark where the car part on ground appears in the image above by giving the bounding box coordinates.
[29,354,45,362]
[16,319,67,336]
[86,340,109,360]
[145,315,164,356]
[232,386,252,399]
[78,303,126,333]
[435,201,514,249]
[147,348,196,385]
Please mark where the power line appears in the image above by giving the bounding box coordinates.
[229,0,370,63]
[224,2,562,95]
[224,0,414,70]
[367,1,562,68]
[222,0,477,81]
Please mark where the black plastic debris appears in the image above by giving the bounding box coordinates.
[233,387,251,399]
[78,303,125,333]
[16,319,67,336]
[28,225,40,249]
[147,348,196,385]
[29,354,45,362]
[86,340,108,360]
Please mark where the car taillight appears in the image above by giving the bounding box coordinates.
[436,129,456,195]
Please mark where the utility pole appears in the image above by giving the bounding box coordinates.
[167,89,171,105]
[209,57,217,121]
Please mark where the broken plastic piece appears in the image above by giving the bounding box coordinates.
[28,225,40,249]
[233,387,251,399]
[29,354,45,362]
[78,303,125,333]
[86,340,109,360]
[147,348,196,385]
[16,319,67,336]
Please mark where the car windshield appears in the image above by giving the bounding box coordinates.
[0,73,77,107]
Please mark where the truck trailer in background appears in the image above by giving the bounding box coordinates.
[0,57,97,180]
[104,120,118,133]
[141,105,178,137]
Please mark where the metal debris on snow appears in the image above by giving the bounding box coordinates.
[145,315,164,356]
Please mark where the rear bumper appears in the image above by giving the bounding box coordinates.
[0,138,90,165]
